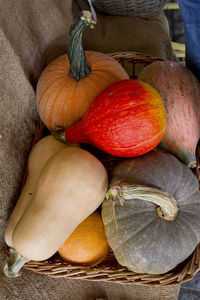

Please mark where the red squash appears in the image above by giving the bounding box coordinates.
[55,80,166,157]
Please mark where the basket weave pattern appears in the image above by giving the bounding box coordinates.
[92,0,167,16]
[15,52,200,286]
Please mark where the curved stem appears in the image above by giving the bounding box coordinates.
[4,248,30,277]
[67,10,96,81]
[51,127,80,148]
[106,184,179,221]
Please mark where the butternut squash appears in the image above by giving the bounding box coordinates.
[4,147,108,277]
[4,135,68,248]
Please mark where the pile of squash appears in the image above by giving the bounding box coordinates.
[4,10,200,277]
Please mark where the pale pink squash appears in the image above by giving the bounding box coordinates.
[138,61,200,166]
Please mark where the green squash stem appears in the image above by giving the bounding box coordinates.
[68,10,96,81]
[4,248,30,277]
[51,127,80,148]
[51,126,67,143]
[106,184,179,221]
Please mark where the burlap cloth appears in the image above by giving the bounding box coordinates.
[0,0,180,299]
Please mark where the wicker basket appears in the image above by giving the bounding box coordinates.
[12,51,200,286]
[91,0,167,17]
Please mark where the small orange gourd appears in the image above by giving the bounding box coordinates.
[58,211,109,266]
[36,11,129,131]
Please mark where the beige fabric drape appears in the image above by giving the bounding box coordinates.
[0,0,179,299]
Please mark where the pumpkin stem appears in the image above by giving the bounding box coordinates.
[68,10,96,81]
[4,248,30,277]
[106,184,179,221]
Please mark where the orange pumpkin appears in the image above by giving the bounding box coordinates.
[36,11,129,131]
[58,211,109,266]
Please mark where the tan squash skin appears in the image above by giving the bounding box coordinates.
[4,135,68,247]
[12,147,108,261]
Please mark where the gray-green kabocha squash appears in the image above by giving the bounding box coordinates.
[102,150,200,274]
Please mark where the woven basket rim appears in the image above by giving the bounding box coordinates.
[22,244,200,286]
[91,0,167,17]
[7,51,200,286]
